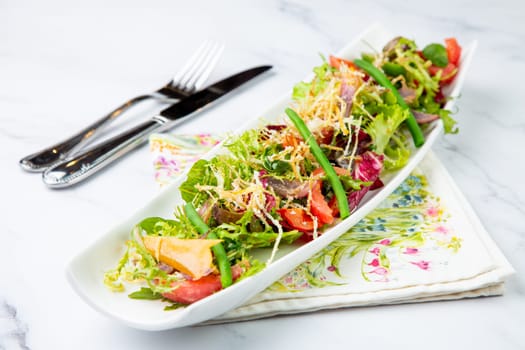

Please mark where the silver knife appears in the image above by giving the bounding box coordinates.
[42,65,272,188]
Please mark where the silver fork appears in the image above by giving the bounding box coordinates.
[19,41,224,172]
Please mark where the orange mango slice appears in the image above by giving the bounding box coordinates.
[142,236,221,280]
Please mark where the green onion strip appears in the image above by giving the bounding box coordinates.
[183,202,233,288]
[353,58,425,147]
[285,108,350,219]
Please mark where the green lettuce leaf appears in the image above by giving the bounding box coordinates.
[214,210,302,262]
[137,214,199,239]
[422,43,448,67]
[365,104,409,154]
[224,129,264,163]
[439,109,459,134]
[179,159,215,206]
[137,217,177,235]
[292,57,334,101]
[128,287,163,300]
[383,133,411,170]
[382,38,440,108]
[292,82,311,101]
[179,149,256,207]
[103,238,181,294]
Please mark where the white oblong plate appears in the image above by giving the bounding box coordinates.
[66,23,477,331]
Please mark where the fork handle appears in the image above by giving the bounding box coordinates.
[42,117,167,188]
[19,95,150,172]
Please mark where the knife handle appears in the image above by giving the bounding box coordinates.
[19,95,151,172]
[42,117,167,188]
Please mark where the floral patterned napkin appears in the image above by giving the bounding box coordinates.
[149,133,513,323]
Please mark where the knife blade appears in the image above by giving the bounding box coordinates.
[42,65,272,188]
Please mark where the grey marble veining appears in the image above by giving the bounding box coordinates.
[0,301,30,350]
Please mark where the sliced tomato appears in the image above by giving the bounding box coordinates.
[311,180,334,225]
[311,167,351,222]
[163,274,222,304]
[280,167,350,230]
[162,265,243,304]
[328,196,339,217]
[428,62,458,85]
[278,208,315,232]
[445,38,461,66]
[329,55,357,70]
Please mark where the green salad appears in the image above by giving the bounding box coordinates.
[104,35,462,309]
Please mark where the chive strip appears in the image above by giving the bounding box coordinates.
[285,108,350,219]
[353,58,425,147]
[183,202,233,288]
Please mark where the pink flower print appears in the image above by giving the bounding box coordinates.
[411,260,430,270]
[368,258,380,267]
[434,225,449,234]
[379,239,391,245]
[369,267,388,275]
[284,276,294,284]
[404,247,419,255]
[197,134,221,147]
[327,265,336,272]
[369,247,381,255]
[426,206,439,217]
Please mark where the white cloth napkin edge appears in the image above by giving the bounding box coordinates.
[204,282,504,324]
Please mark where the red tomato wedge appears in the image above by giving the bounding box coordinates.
[278,208,315,232]
[280,167,351,230]
[311,167,351,223]
[428,62,458,85]
[328,196,339,217]
[428,38,461,85]
[329,55,357,70]
[311,180,334,225]
[162,265,243,304]
[163,274,222,304]
[445,38,461,66]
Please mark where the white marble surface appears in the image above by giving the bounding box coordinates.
[1,0,524,348]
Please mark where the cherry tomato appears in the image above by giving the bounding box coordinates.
[428,62,458,85]
[329,55,357,70]
[445,38,461,66]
